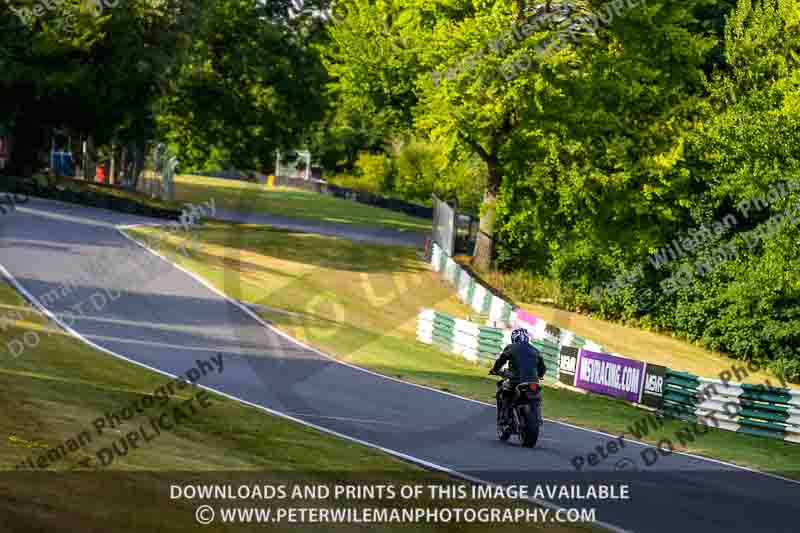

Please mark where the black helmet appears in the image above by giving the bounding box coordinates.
[511,328,530,344]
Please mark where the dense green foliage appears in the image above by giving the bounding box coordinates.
[328,140,485,211]
[1,0,326,175]
[317,0,800,379]
[549,0,800,380]
[157,0,328,171]
[4,0,799,377]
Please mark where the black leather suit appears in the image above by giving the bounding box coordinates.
[491,342,546,381]
[491,342,546,421]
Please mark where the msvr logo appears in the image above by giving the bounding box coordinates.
[560,354,577,373]
[644,374,664,395]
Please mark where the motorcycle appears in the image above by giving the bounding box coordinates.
[490,368,542,448]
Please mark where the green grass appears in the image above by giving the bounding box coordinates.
[127,222,800,477]
[175,174,431,232]
[22,173,430,236]
[0,282,589,533]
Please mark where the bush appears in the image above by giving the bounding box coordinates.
[327,173,379,194]
[482,270,561,303]
[394,140,484,212]
[394,141,437,202]
[769,357,800,384]
[355,152,395,193]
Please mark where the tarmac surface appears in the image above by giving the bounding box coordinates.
[1,198,798,533]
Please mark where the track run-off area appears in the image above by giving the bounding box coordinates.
[2,198,799,533]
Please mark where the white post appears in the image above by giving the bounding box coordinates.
[275,149,280,177]
[305,151,311,180]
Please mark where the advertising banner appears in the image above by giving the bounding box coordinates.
[559,346,579,386]
[574,350,646,403]
[513,309,537,331]
[640,363,667,409]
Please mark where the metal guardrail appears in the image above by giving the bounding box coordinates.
[663,369,800,443]
[273,175,435,220]
[416,308,559,385]
[418,308,800,443]
[0,176,179,220]
[430,242,513,325]
[425,231,800,444]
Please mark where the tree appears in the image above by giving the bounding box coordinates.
[413,0,585,270]
[156,0,327,172]
[0,1,203,178]
[492,0,718,281]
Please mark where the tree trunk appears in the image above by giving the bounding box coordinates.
[71,135,84,179]
[131,138,146,190]
[85,134,97,181]
[472,159,501,272]
[109,140,118,185]
[120,145,129,187]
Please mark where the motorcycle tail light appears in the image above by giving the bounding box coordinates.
[530,383,539,391]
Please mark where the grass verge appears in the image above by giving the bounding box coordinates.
[125,222,800,478]
[175,174,431,232]
[16,173,429,236]
[0,282,589,533]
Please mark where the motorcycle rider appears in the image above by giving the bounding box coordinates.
[489,328,546,425]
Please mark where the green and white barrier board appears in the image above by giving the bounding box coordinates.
[663,370,800,444]
[417,309,558,384]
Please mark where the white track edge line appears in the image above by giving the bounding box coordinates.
[114,223,800,487]
[0,261,629,533]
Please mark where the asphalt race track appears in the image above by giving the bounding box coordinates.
[212,207,427,248]
[2,198,799,533]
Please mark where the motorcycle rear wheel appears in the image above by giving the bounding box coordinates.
[516,405,540,448]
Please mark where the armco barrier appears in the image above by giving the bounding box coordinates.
[429,242,514,325]
[514,309,600,352]
[453,318,481,362]
[428,241,603,349]
[663,369,800,443]
[431,312,456,354]
[476,326,510,364]
[534,340,561,383]
[0,176,180,220]
[425,243,799,443]
[268,175,434,219]
[419,309,799,443]
[418,309,559,385]
[416,308,435,345]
